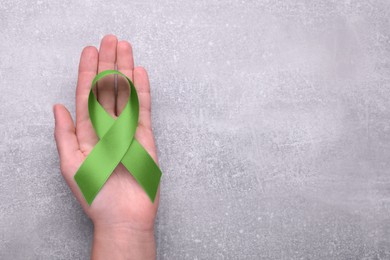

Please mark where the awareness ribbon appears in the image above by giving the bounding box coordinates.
[74,70,162,205]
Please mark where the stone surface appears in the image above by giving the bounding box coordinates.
[1,0,390,259]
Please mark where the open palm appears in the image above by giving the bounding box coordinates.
[54,35,159,233]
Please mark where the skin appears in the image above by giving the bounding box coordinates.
[53,35,159,259]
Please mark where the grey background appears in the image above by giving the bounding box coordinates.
[0,0,390,259]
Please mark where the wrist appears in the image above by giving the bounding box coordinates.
[92,223,156,260]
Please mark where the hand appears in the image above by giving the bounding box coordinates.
[53,35,159,259]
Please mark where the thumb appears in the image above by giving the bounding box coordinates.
[53,104,80,170]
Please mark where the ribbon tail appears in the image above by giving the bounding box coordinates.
[121,140,162,202]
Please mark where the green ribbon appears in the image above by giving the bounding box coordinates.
[74,70,162,205]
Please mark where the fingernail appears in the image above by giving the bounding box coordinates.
[53,104,58,120]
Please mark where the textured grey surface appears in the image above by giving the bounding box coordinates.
[1,0,390,259]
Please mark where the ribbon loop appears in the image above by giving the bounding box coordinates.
[74,70,162,205]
